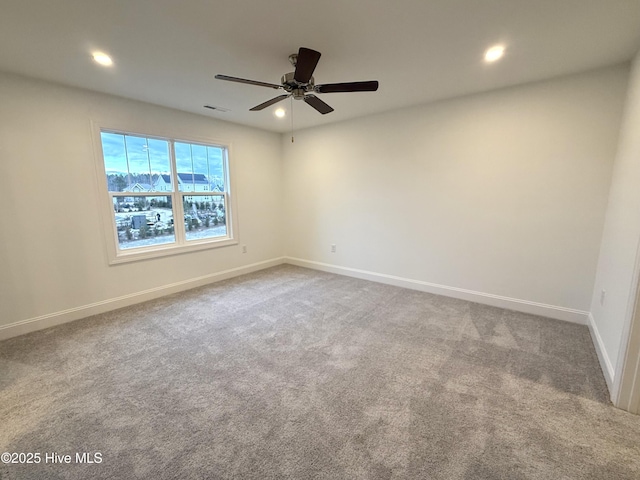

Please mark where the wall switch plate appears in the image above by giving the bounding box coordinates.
[242,245,247,254]
[600,289,606,305]
[331,244,336,253]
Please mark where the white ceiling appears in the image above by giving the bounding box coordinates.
[1,0,639,133]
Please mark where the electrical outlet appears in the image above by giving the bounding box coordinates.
[331,244,336,253]
[242,245,247,254]
[600,289,606,306]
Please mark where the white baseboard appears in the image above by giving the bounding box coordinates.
[0,257,285,341]
[587,313,615,392]
[285,257,590,325]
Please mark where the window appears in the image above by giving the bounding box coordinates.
[96,129,236,263]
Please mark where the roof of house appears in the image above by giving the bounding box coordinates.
[178,173,208,184]
[154,174,171,184]
[124,182,152,192]
[152,173,209,185]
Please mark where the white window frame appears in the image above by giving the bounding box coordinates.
[92,121,238,265]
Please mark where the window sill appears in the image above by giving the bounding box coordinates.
[108,237,238,265]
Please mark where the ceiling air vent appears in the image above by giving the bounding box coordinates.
[203,105,230,112]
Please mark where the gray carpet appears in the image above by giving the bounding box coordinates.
[1,265,639,479]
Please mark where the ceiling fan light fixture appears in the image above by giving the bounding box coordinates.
[274,108,286,118]
[484,45,505,63]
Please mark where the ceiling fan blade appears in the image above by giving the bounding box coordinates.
[294,47,321,84]
[249,94,290,111]
[215,74,282,89]
[304,95,334,115]
[315,81,379,93]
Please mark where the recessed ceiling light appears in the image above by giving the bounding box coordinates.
[484,45,505,63]
[274,108,286,118]
[92,52,113,66]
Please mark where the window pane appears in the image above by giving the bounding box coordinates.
[113,195,175,250]
[147,138,172,192]
[124,136,152,192]
[190,143,209,192]
[102,132,130,192]
[174,142,225,193]
[183,195,227,241]
[174,142,193,192]
[207,146,225,192]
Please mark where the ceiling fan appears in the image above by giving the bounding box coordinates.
[215,47,379,114]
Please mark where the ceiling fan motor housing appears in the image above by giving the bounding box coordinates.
[281,72,314,95]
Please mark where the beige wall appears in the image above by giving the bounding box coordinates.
[590,50,640,390]
[283,66,628,321]
[0,72,283,332]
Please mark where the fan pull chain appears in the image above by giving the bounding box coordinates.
[290,96,294,143]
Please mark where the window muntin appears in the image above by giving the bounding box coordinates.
[99,130,233,261]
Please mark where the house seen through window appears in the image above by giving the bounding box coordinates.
[100,131,231,253]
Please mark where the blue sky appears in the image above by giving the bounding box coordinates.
[101,132,225,183]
